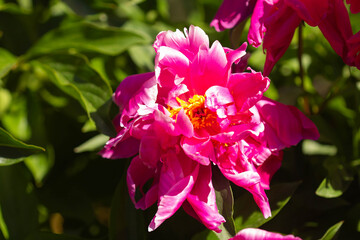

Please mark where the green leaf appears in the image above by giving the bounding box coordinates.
[90,98,117,137]
[316,158,353,198]
[0,127,45,164]
[74,134,109,153]
[25,149,54,186]
[0,164,39,240]
[2,94,31,141]
[32,54,112,118]
[212,166,236,239]
[320,221,344,240]
[234,181,301,230]
[302,140,337,156]
[0,48,16,79]
[27,22,149,57]
[109,173,145,240]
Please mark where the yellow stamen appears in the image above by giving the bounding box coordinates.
[168,95,218,129]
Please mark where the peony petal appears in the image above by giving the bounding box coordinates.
[256,97,319,150]
[230,228,302,240]
[99,127,140,159]
[139,135,161,168]
[248,0,268,47]
[190,41,228,95]
[175,108,194,138]
[318,0,354,65]
[261,5,301,76]
[205,86,234,114]
[155,46,190,88]
[211,0,257,32]
[257,152,283,189]
[126,156,158,210]
[148,152,199,231]
[285,0,328,26]
[227,71,270,112]
[181,135,215,165]
[187,25,210,54]
[347,0,360,13]
[183,165,225,233]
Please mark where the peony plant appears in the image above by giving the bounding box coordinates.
[100,25,319,232]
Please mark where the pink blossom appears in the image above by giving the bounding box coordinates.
[212,0,354,75]
[229,228,302,240]
[100,26,319,232]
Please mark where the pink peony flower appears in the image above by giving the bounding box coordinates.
[229,228,302,240]
[100,26,319,232]
[211,0,354,75]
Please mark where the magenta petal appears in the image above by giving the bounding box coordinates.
[285,0,328,26]
[190,41,228,95]
[227,71,270,112]
[127,156,158,210]
[210,0,257,32]
[155,46,189,88]
[225,42,248,67]
[318,0,354,65]
[181,135,215,165]
[148,153,199,231]
[205,86,234,115]
[113,72,157,120]
[347,0,360,13]
[175,108,194,138]
[262,6,301,76]
[256,97,319,149]
[99,128,140,159]
[187,25,210,55]
[139,135,161,168]
[248,0,267,47]
[257,152,283,189]
[230,228,302,240]
[184,165,225,232]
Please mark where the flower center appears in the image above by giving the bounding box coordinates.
[169,95,218,129]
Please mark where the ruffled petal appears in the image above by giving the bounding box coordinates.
[181,135,215,165]
[257,152,283,189]
[148,151,199,231]
[227,71,270,112]
[261,5,301,76]
[256,97,319,150]
[285,0,328,26]
[126,156,158,210]
[318,0,354,65]
[210,0,257,32]
[190,41,228,95]
[183,165,225,232]
[230,228,302,240]
[99,127,140,159]
[113,72,157,126]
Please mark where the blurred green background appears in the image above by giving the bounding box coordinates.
[0,0,360,239]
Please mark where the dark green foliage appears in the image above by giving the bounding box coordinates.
[0,1,359,240]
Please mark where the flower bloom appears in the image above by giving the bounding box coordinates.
[100,26,319,232]
[211,0,355,75]
[229,228,301,240]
